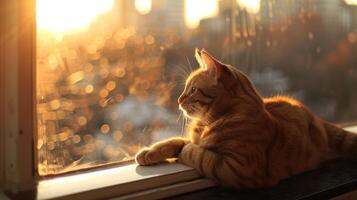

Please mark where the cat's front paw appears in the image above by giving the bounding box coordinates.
[135,148,166,166]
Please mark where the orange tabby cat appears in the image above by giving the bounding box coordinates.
[135,49,357,188]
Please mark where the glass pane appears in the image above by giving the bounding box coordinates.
[36,0,357,175]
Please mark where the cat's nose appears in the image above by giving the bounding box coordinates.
[178,94,184,104]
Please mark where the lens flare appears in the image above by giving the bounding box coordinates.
[184,0,219,29]
[135,0,152,15]
[36,0,114,33]
[345,0,357,5]
[237,0,261,14]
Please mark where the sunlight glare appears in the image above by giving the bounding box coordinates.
[135,0,152,15]
[345,0,357,6]
[185,0,219,29]
[36,0,114,33]
[237,0,261,14]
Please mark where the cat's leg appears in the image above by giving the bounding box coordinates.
[136,137,189,166]
[179,143,266,188]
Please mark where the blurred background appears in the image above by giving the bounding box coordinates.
[36,0,357,175]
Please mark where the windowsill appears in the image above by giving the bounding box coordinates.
[37,162,215,200]
[171,159,357,200]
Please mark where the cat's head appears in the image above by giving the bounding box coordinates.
[178,49,262,123]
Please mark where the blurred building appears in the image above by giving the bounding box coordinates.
[344,1,357,31]
[156,0,185,30]
[258,0,356,33]
[260,0,299,25]
[314,0,351,34]
[144,0,186,32]
[115,0,138,28]
[112,0,186,33]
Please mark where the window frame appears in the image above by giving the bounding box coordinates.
[0,1,5,188]
[0,2,4,189]
[0,0,36,194]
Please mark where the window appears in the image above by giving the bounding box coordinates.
[1,0,357,198]
[36,0,357,176]
[35,0,224,176]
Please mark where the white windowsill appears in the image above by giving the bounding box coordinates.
[37,162,215,200]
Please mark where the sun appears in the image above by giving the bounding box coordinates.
[184,0,219,29]
[345,0,357,5]
[135,0,152,15]
[36,0,114,33]
[237,0,261,14]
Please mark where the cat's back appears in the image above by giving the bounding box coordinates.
[264,96,303,110]
[263,95,316,142]
[263,96,311,127]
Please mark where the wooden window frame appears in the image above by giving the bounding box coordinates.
[0,0,36,194]
[0,0,5,189]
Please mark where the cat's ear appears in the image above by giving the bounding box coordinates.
[200,49,223,80]
[195,48,205,70]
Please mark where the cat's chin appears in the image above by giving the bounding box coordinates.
[183,112,201,121]
[182,110,193,118]
[179,105,192,116]
[179,105,202,120]
[180,109,203,121]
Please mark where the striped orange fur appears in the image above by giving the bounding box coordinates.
[135,49,357,188]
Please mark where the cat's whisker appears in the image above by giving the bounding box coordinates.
[172,66,190,87]
[170,64,187,75]
[177,111,183,123]
[174,69,188,79]
[180,64,191,78]
[185,55,193,73]
[179,78,187,86]
[181,63,191,76]
[173,65,189,80]
[181,114,187,137]
[183,117,186,136]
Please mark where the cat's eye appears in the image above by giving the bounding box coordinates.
[191,87,198,93]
